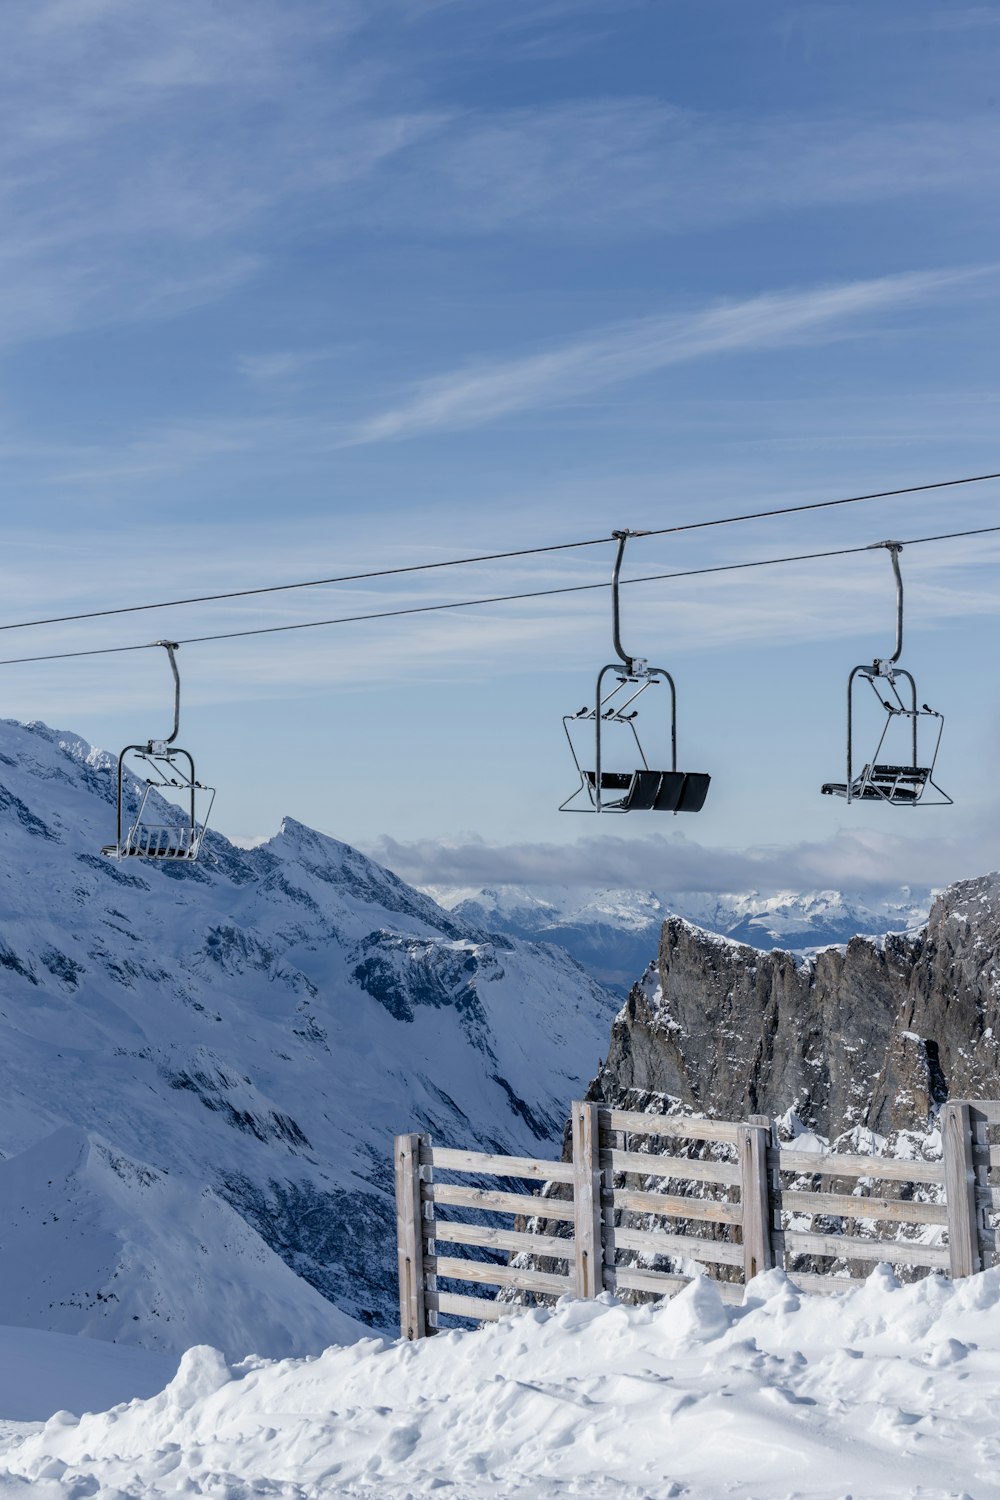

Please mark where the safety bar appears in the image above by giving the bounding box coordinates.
[846,665,918,798]
[594,662,676,809]
[112,744,199,851]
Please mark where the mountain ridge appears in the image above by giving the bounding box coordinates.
[0,719,617,1354]
[428,881,932,992]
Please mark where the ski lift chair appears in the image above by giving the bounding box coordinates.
[560,530,711,815]
[821,542,951,807]
[101,641,216,861]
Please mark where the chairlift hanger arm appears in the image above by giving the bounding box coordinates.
[868,541,904,670]
[610,529,650,674]
[154,640,181,746]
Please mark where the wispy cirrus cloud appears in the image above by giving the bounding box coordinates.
[2,1,999,356]
[347,267,992,444]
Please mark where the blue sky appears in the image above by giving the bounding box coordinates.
[3,0,1000,897]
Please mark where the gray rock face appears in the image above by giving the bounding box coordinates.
[590,873,1000,1134]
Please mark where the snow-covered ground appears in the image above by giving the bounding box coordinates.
[2,1267,999,1499]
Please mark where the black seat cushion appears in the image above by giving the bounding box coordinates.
[676,772,710,813]
[622,770,661,811]
[584,771,632,790]
[617,770,712,813]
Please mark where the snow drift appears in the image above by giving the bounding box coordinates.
[2,1267,998,1498]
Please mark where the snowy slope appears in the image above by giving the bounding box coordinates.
[0,720,617,1353]
[0,1325,176,1424]
[3,1266,999,1498]
[430,883,932,991]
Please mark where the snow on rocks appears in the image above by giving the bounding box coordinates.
[3,1268,1000,1498]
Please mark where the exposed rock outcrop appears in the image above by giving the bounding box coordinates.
[590,873,1000,1134]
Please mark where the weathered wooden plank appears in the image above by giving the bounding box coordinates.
[604,1266,692,1298]
[783,1229,950,1269]
[572,1100,604,1299]
[779,1190,948,1226]
[421,1146,574,1184]
[421,1136,438,1319]
[739,1120,774,1281]
[425,1291,521,1323]
[424,1254,573,1296]
[785,1272,863,1297]
[431,1220,572,1258]
[422,1182,576,1222]
[602,1148,740,1186]
[772,1149,944,1184]
[942,1101,983,1278]
[605,1225,744,1267]
[606,1265,744,1304]
[395,1132,428,1341]
[606,1188,743,1225]
[961,1099,1000,1125]
[599,1109,739,1144]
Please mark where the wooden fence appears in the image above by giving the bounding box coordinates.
[395,1098,999,1337]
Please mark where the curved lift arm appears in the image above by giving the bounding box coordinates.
[597,529,672,808]
[152,640,181,747]
[610,529,650,673]
[869,541,904,673]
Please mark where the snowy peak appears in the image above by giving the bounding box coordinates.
[0,1126,357,1359]
[0,719,616,1349]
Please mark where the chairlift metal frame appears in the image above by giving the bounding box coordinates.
[821,542,951,807]
[560,530,710,815]
[101,641,216,860]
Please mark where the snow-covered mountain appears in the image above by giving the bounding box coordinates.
[426,884,932,992]
[0,721,617,1357]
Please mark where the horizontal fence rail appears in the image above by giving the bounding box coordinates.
[395,1097,999,1338]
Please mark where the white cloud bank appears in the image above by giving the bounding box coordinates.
[369,822,1000,901]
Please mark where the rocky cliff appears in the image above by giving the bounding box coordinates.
[589,874,1000,1135]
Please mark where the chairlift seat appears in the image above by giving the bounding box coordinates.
[584,771,633,791]
[584,768,711,813]
[822,763,930,804]
[870,764,930,783]
[561,532,710,817]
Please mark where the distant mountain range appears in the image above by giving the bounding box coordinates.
[425,884,933,993]
[591,873,1000,1141]
[0,721,617,1356]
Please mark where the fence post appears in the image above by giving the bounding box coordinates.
[738,1115,775,1282]
[395,1131,428,1339]
[942,1101,982,1278]
[572,1101,604,1299]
